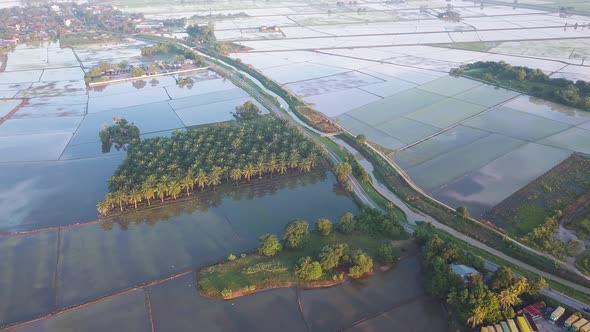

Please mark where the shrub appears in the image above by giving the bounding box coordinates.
[339,212,356,234]
[316,218,333,236]
[332,273,345,281]
[258,234,282,257]
[294,256,323,281]
[283,220,309,249]
[243,262,288,275]
[319,243,348,271]
[240,253,247,259]
[456,206,470,219]
[348,249,373,278]
[228,253,236,261]
[245,285,256,292]
[377,243,400,265]
[221,288,232,297]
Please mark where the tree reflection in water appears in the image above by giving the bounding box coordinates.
[101,169,347,231]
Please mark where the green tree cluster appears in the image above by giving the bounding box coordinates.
[348,249,373,278]
[97,118,323,214]
[233,100,261,120]
[416,224,545,328]
[294,257,323,281]
[98,117,140,154]
[316,218,333,236]
[283,220,309,249]
[377,243,400,265]
[258,234,281,257]
[453,61,590,111]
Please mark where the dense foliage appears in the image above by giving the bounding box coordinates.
[98,117,140,153]
[316,218,333,236]
[416,224,546,328]
[283,220,310,249]
[98,117,324,214]
[453,61,590,111]
[377,243,400,265]
[233,100,261,120]
[294,257,323,281]
[258,234,282,257]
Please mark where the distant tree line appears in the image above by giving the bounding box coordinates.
[451,61,590,111]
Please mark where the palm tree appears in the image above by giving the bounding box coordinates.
[230,168,242,186]
[113,190,127,212]
[288,149,300,169]
[497,289,518,310]
[105,192,116,209]
[196,170,209,192]
[181,175,194,197]
[267,157,277,178]
[129,189,143,209]
[156,182,167,203]
[255,159,266,179]
[141,181,156,206]
[466,306,486,328]
[512,278,528,295]
[277,160,287,174]
[168,181,182,200]
[308,151,318,168]
[243,164,255,182]
[97,200,110,216]
[209,167,222,191]
[299,158,312,173]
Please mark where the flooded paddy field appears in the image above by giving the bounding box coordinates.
[232,24,590,220]
[3,255,446,332]
[0,170,358,327]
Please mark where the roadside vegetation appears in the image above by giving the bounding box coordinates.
[97,114,324,215]
[198,207,407,299]
[99,117,140,153]
[416,224,547,328]
[452,61,590,111]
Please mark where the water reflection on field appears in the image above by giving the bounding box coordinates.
[0,171,358,327]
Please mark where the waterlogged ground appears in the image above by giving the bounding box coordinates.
[5,256,447,332]
[0,170,359,327]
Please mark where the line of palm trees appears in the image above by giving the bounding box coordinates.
[97,118,324,215]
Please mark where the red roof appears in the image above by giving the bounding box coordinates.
[525,305,540,316]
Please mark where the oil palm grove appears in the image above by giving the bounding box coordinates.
[97,117,324,215]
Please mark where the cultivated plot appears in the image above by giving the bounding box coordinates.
[0,155,123,232]
[432,142,571,217]
[0,231,57,327]
[8,290,149,332]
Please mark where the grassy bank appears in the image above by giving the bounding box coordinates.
[337,133,590,291]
